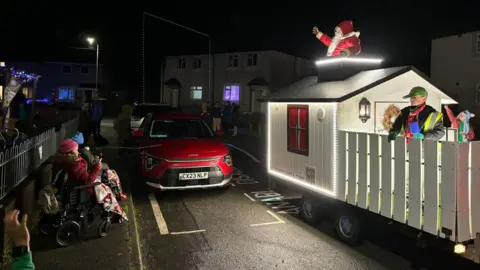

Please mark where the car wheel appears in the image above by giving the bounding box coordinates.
[334,209,364,246]
[300,196,322,225]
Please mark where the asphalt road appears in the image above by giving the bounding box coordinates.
[22,121,479,270]
[130,144,414,270]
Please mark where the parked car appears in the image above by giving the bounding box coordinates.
[130,103,181,132]
[135,112,233,191]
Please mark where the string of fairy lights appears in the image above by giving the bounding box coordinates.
[0,66,41,83]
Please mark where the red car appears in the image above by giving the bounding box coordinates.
[136,112,233,190]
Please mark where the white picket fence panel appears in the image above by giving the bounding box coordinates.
[0,117,79,200]
[337,129,480,242]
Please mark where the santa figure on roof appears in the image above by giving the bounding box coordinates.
[313,20,361,57]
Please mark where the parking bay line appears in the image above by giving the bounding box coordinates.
[250,210,286,227]
[149,193,170,235]
[170,229,206,235]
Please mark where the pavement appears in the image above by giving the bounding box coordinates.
[12,123,480,270]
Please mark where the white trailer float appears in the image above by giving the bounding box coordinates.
[260,57,480,263]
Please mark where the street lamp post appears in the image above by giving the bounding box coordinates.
[87,37,99,93]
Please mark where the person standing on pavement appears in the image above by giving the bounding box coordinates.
[8,91,27,130]
[231,103,240,136]
[114,97,134,154]
[4,209,35,270]
[91,99,103,136]
[212,102,223,132]
[222,101,231,131]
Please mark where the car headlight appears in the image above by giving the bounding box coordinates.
[223,154,232,166]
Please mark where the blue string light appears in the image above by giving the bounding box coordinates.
[0,66,41,83]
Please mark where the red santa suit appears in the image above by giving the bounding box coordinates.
[316,21,361,57]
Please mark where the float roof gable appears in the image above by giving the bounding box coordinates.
[259,66,451,103]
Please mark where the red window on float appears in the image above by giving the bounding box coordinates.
[287,105,309,156]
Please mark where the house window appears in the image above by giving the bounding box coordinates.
[228,55,239,67]
[22,87,33,98]
[287,105,309,156]
[190,86,203,100]
[247,54,258,67]
[81,66,90,74]
[477,33,480,53]
[178,58,186,69]
[58,87,75,101]
[62,65,72,73]
[192,59,202,69]
[223,85,240,102]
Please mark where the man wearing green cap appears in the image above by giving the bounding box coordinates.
[388,86,445,142]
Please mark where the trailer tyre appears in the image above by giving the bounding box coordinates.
[334,210,363,246]
[300,196,322,225]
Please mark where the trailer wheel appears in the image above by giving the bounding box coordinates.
[300,196,322,225]
[334,210,363,246]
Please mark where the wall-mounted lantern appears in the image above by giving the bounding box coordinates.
[359,97,371,123]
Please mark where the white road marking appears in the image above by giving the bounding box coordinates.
[149,193,169,235]
[231,183,236,187]
[227,144,260,163]
[250,210,286,227]
[243,193,256,201]
[170,229,206,235]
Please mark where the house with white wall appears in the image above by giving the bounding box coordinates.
[162,51,315,113]
[430,30,480,110]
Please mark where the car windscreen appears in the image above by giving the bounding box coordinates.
[132,105,181,118]
[149,119,213,139]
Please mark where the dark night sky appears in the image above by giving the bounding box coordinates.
[1,3,480,100]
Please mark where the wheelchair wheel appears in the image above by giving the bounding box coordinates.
[56,220,81,247]
[98,218,112,237]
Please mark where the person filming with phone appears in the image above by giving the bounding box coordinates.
[388,86,445,143]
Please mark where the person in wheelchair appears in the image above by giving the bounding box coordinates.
[70,131,126,201]
[55,138,102,194]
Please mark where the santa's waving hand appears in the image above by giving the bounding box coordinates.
[313,21,361,57]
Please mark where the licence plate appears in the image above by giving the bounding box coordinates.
[179,172,209,180]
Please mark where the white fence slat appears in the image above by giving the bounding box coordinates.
[423,140,440,236]
[381,136,393,218]
[394,137,407,223]
[357,133,368,209]
[369,134,380,214]
[337,131,347,201]
[408,139,422,229]
[471,142,480,237]
[456,143,471,242]
[440,142,457,240]
[347,133,357,205]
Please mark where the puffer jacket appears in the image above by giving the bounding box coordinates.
[53,153,102,193]
[114,104,133,142]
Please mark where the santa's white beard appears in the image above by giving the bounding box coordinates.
[327,34,342,56]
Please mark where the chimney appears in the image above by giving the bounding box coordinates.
[315,57,383,83]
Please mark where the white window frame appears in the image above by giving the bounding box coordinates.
[61,65,72,73]
[223,84,240,102]
[192,59,202,70]
[178,58,186,69]
[190,86,203,100]
[228,55,239,68]
[57,86,76,101]
[247,53,258,67]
